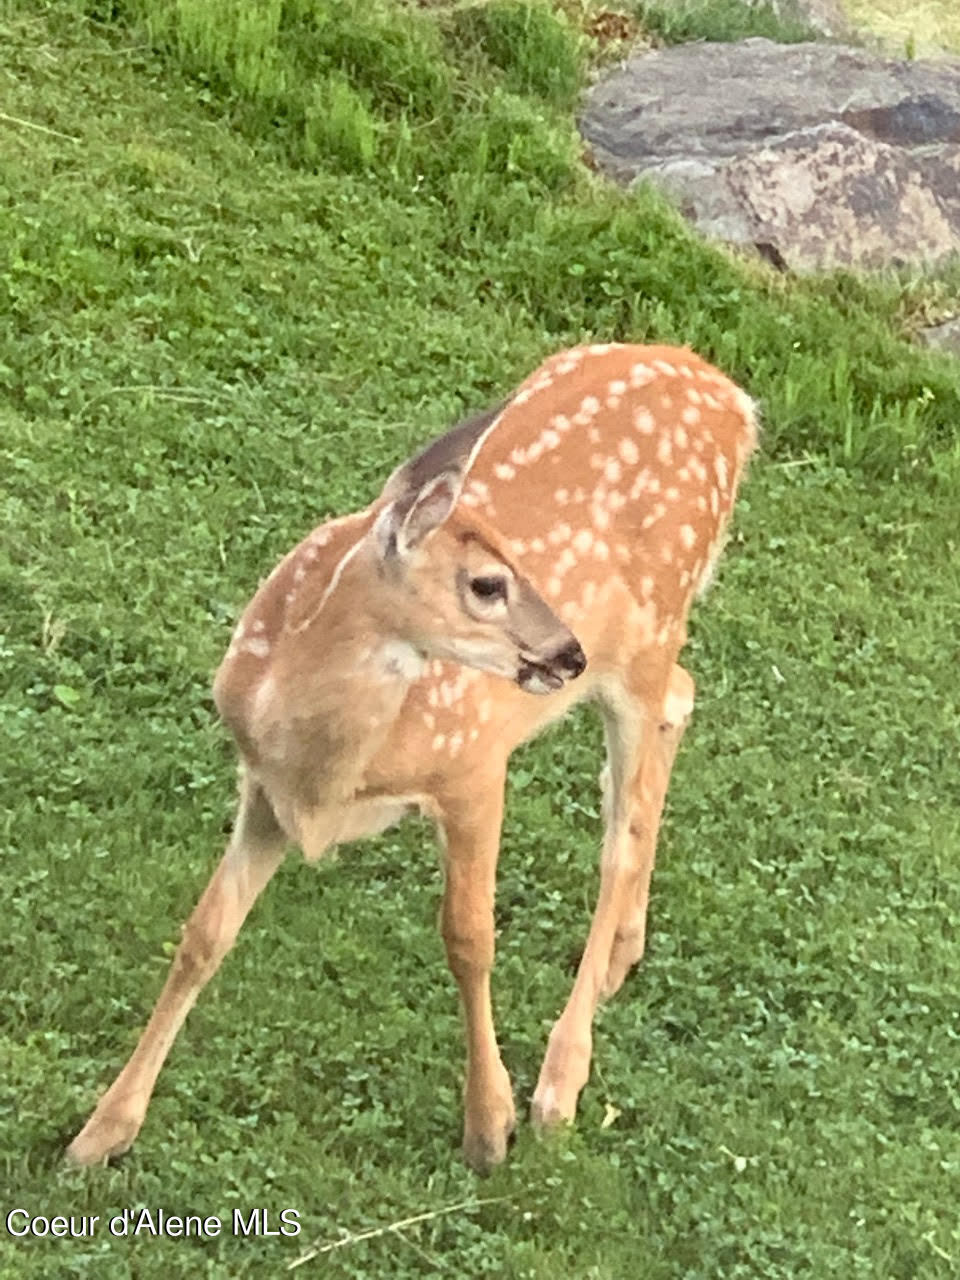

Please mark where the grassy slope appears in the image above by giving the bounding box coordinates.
[843,0,960,55]
[2,2,960,1276]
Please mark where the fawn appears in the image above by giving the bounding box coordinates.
[68,343,755,1172]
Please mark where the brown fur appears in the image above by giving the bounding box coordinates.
[67,344,754,1172]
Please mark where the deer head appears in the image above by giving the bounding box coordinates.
[370,467,586,694]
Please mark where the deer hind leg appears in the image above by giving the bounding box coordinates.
[436,764,515,1174]
[602,663,694,998]
[66,774,287,1165]
[531,660,692,1131]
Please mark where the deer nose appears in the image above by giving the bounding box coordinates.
[552,640,587,679]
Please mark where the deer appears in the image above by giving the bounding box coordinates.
[67,342,756,1174]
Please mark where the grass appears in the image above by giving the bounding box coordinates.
[2,1,960,1276]
[843,0,960,55]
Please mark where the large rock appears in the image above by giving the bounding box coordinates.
[580,39,960,271]
[920,316,960,355]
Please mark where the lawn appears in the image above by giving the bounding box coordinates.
[843,0,960,55]
[2,2,959,1276]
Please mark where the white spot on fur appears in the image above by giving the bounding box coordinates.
[494,462,516,481]
[679,524,697,550]
[241,637,271,659]
[641,504,666,530]
[618,437,639,465]
[630,469,650,499]
[379,640,424,680]
[634,407,655,434]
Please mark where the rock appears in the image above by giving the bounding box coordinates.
[920,317,960,355]
[580,39,960,270]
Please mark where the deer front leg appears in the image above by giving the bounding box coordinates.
[437,768,515,1173]
[67,778,286,1165]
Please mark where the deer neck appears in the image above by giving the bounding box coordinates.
[248,589,425,813]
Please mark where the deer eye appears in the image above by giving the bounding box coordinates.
[469,575,508,603]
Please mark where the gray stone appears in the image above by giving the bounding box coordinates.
[920,316,960,354]
[580,39,960,270]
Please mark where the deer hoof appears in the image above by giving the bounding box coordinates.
[65,1112,142,1167]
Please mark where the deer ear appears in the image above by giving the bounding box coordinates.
[373,470,461,562]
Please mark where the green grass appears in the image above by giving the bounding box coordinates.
[2,1,960,1276]
[843,0,960,55]
[634,0,818,45]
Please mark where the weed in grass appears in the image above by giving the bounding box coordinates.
[633,0,819,44]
